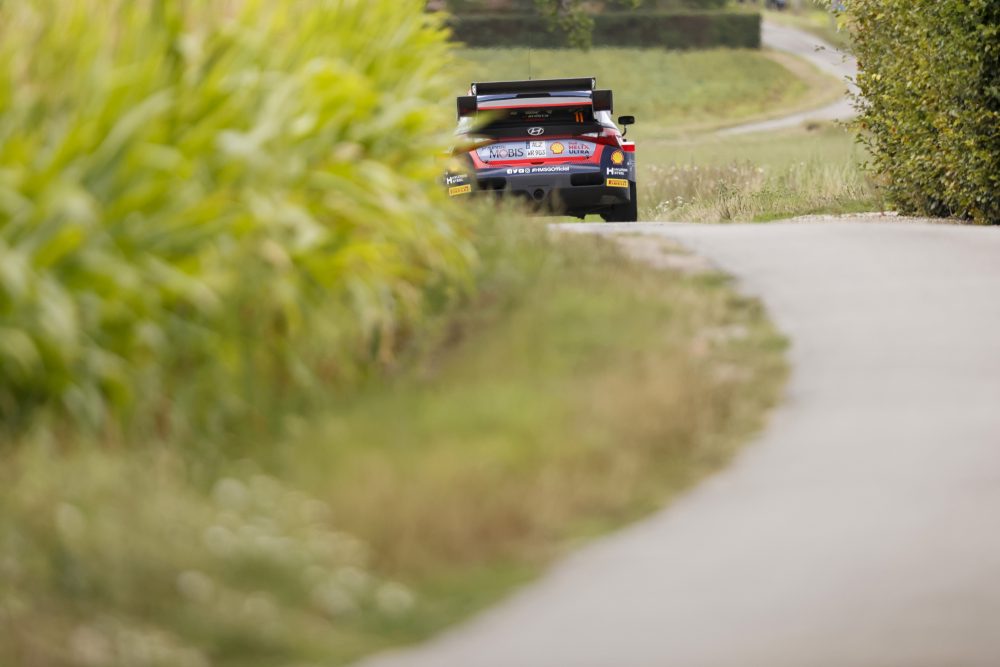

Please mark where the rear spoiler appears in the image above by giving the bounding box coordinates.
[458,78,613,119]
[471,78,596,95]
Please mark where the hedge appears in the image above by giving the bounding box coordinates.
[448,11,761,49]
[445,0,726,10]
[848,0,1000,223]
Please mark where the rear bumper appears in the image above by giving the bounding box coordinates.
[469,165,632,215]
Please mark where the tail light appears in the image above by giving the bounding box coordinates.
[579,129,623,149]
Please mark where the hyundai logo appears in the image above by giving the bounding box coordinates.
[527,127,545,136]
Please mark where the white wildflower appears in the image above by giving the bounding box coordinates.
[375,582,415,616]
[212,478,249,511]
[176,570,215,603]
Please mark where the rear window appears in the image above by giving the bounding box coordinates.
[457,105,618,136]
[480,105,595,129]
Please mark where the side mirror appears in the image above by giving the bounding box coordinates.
[617,115,635,137]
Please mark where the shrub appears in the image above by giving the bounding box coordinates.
[448,11,761,49]
[593,11,759,48]
[0,0,475,437]
[846,0,1000,223]
[444,0,726,10]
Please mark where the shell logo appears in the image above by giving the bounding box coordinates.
[611,150,625,165]
[550,142,565,155]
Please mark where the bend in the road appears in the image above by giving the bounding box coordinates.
[720,20,857,136]
[357,219,1000,667]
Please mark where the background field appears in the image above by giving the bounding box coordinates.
[453,47,840,135]
[453,46,873,222]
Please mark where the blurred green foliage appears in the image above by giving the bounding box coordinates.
[443,0,735,49]
[444,0,726,11]
[449,11,760,49]
[844,0,1000,223]
[0,0,474,437]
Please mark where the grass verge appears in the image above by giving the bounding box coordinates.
[1,222,787,666]
[639,122,883,221]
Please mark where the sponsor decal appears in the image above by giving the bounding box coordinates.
[606,167,628,177]
[445,175,468,185]
[483,145,525,160]
[448,184,472,196]
[606,178,629,189]
[611,150,625,166]
[506,166,571,175]
[527,127,545,136]
[478,140,593,162]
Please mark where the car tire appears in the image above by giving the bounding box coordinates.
[601,181,638,222]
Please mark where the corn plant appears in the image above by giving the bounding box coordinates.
[0,0,476,437]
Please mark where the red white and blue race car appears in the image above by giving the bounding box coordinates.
[445,77,637,222]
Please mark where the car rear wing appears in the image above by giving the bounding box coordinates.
[472,78,596,95]
[458,78,613,119]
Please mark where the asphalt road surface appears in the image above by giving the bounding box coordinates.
[721,20,858,135]
[358,219,1000,667]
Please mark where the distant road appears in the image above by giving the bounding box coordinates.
[358,218,1000,667]
[720,20,857,135]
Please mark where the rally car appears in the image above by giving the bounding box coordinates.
[445,77,637,222]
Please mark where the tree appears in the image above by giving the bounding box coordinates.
[534,0,594,48]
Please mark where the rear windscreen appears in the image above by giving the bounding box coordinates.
[479,106,595,130]
[455,98,618,137]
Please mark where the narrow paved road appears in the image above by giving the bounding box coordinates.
[721,20,857,135]
[359,219,1000,667]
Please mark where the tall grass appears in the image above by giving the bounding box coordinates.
[640,124,883,221]
[0,0,472,438]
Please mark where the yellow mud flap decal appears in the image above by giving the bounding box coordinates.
[449,184,472,196]
[606,178,629,189]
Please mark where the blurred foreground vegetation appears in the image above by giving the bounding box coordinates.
[2,224,787,666]
[0,0,471,437]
